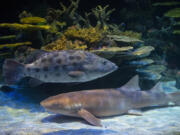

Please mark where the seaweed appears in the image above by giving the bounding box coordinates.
[91,5,115,28]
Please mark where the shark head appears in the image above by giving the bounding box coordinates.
[40,93,82,115]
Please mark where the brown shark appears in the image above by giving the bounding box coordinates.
[40,75,180,126]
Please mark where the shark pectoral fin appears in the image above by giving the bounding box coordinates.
[28,78,44,87]
[78,109,102,127]
[127,109,142,116]
[68,71,84,78]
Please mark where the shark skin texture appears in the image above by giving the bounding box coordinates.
[41,75,180,126]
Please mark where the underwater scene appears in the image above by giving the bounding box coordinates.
[0,0,180,135]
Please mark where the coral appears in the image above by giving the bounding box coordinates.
[46,0,81,26]
[0,23,50,31]
[0,35,16,41]
[164,8,180,18]
[18,11,32,19]
[42,35,87,51]
[64,26,105,45]
[91,5,115,28]
[20,17,47,24]
[119,31,142,39]
[153,2,180,6]
[0,42,32,49]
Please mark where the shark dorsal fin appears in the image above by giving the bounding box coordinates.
[119,75,141,91]
[150,82,163,92]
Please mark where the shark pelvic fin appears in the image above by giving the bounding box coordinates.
[150,82,163,92]
[119,75,141,91]
[78,108,102,127]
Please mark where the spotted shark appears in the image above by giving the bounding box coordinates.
[41,75,180,126]
[3,50,117,86]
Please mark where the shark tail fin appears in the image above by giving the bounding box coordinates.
[169,92,180,106]
[3,59,25,85]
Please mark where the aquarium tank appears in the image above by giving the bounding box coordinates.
[0,0,180,134]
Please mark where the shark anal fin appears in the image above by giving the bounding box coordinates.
[127,109,142,116]
[78,108,102,127]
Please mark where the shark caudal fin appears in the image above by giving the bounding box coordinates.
[118,75,141,91]
[3,59,25,85]
[169,92,180,106]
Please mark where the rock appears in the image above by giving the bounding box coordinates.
[136,65,166,81]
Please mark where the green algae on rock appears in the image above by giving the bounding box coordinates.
[131,46,154,58]
[164,8,180,18]
[91,46,133,59]
[107,35,143,43]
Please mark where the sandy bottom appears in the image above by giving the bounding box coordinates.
[0,81,180,135]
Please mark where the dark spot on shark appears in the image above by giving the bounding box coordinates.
[69,56,75,60]
[62,65,67,69]
[54,52,59,57]
[43,66,49,71]
[75,56,81,60]
[56,73,61,77]
[56,59,62,64]
[48,57,53,63]
[35,68,40,72]
[27,67,31,71]
[44,74,48,78]
[54,65,59,70]
[41,58,47,63]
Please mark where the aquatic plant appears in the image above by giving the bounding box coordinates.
[20,17,47,24]
[164,8,180,18]
[42,35,87,51]
[0,42,32,49]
